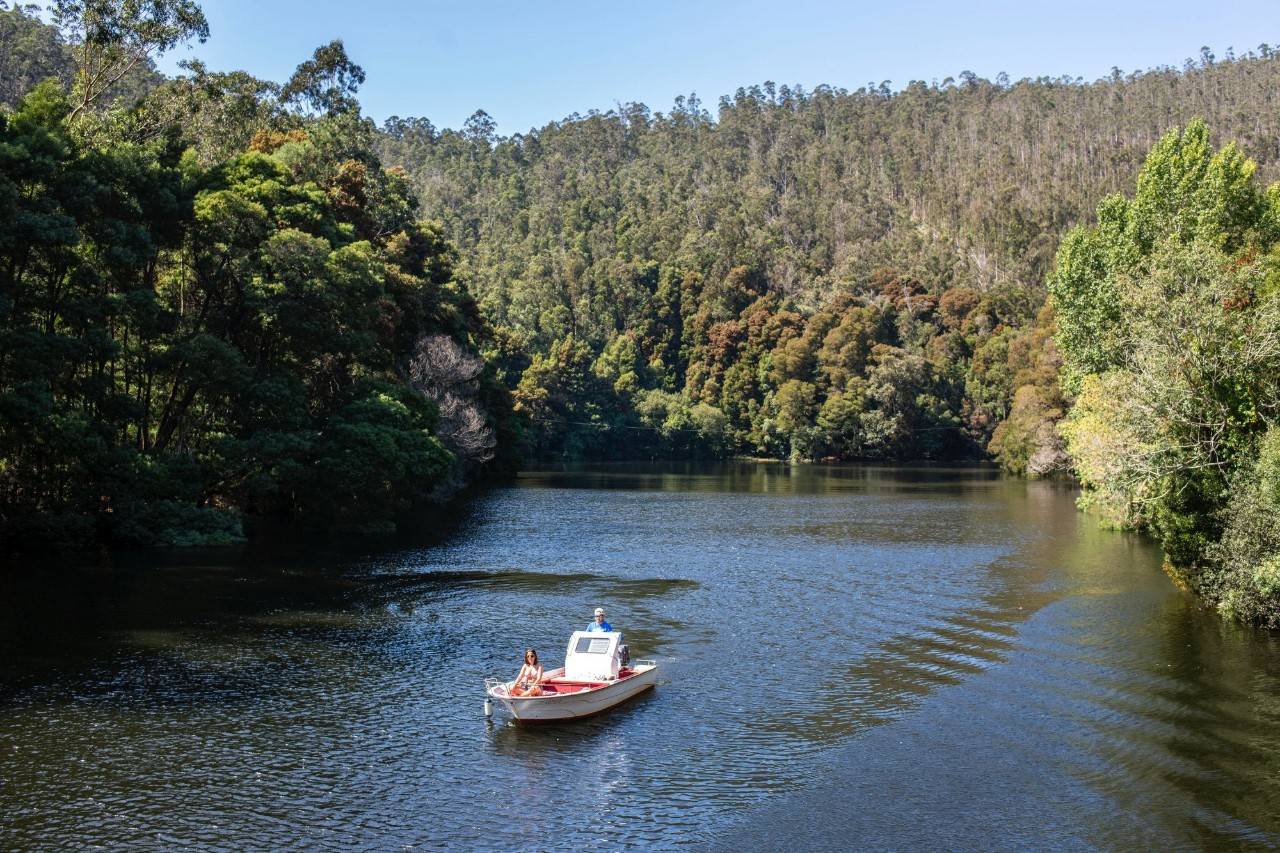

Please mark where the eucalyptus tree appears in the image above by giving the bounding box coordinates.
[51,0,208,120]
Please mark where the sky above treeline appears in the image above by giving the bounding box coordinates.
[154,0,1280,134]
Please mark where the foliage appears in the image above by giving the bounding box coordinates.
[1,3,75,108]
[981,303,1068,476]
[1209,427,1280,627]
[513,335,619,459]
[1051,121,1276,392]
[280,39,365,117]
[1053,121,1280,625]
[52,0,207,120]
[376,52,1280,465]
[0,7,506,549]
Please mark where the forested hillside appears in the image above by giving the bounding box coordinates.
[376,48,1280,464]
[1,1,160,109]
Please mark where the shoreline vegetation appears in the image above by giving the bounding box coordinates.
[2,3,1279,625]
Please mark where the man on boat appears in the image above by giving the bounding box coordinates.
[586,607,612,632]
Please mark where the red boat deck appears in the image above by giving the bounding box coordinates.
[530,668,640,695]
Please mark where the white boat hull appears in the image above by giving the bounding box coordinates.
[487,663,658,722]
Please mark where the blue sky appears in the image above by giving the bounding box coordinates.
[154,0,1280,134]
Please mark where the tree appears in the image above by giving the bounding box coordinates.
[1051,120,1275,391]
[52,0,208,120]
[988,385,1066,476]
[0,48,504,547]
[1053,122,1280,624]
[1211,427,1280,626]
[513,335,619,459]
[409,334,496,466]
[1061,242,1280,525]
[281,39,365,116]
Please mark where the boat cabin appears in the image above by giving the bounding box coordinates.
[564,630,625,681]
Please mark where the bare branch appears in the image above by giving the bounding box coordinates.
[409,334,495,464]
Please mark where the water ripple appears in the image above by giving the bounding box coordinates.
[3,465,1280,850]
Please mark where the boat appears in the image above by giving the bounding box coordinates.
[485,630,657,723]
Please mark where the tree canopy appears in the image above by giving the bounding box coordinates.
[0,4,509,547]
[375,50,1280,467]
[1053,121,1280,626]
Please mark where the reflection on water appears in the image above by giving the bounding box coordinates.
[1,463,1279,850]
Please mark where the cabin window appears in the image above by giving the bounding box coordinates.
[574,637,612,654]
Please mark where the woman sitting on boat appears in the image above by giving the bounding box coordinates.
[510,648,543,696]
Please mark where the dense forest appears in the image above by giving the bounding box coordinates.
[3,2,1280,625]
[374,47,1280,466]
[0,1,512,547]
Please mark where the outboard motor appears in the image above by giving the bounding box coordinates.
[617,644,630,668]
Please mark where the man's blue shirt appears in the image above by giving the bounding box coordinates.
[586,620,612,632]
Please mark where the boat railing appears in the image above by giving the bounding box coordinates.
[632,659,657,668]
[484,677,509,696]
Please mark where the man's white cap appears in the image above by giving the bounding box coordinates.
[594,607,605,616]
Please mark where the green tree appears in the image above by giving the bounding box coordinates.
[0,32,504,548]
[52,0,208,120]
[1051,120,1277,391]
[1054,124,1280,624]
[281,39,365,116]
[514,335,619,459]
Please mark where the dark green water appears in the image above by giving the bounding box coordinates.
[2,463,1278,850]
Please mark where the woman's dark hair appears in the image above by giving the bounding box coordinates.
[524,648,538,664]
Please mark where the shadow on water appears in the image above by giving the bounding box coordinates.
[355,570,698,600]
[0,543,695,706]
[1116,598,1280,849]
[717,517,1067,755]
[517,460,1003,496]
[708,478,1280,851]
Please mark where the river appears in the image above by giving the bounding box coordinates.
[2,463,1279,850]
